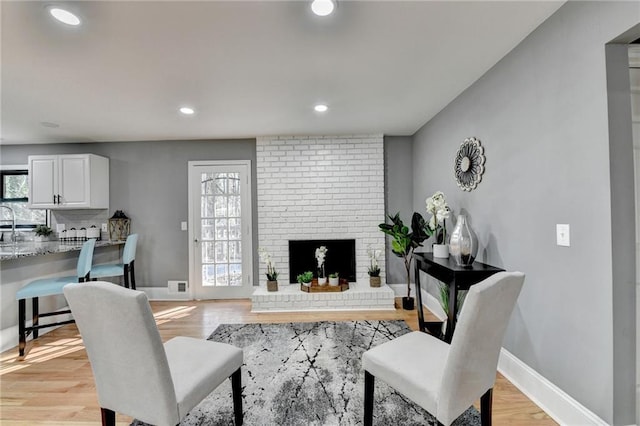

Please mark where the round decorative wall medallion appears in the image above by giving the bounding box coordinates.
[454,137,485,191]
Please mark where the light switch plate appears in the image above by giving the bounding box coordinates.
[556,224,570,246]
[101,223,108,232]
[181,221,188,231]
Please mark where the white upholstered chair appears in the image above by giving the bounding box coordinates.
[362,271,525,426]
[63,281,244,426]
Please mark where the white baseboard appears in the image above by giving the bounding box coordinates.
[0,311,73,354]
[497,348,609,425]
[138,286,191,301]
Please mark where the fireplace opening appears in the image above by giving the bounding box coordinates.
[288,239,356,283]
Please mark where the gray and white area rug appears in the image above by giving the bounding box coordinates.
[134,321,480,425]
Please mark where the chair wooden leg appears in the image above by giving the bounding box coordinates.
[364,370,374,426]
[123,264,130,289]
[18,299,26,357]
[129,261,136,290]
[231,367,243,425]
[100,407,115,426]
[32,298,39,339]
[480,388,493,426]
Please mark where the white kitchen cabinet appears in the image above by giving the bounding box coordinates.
[28,154,109,209]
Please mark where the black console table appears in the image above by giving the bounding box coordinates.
[413,252,504,343]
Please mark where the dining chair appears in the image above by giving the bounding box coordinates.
[91,233,138,289]
[15,238,96,357]
[63,281,244,426]
[362,271,525,426]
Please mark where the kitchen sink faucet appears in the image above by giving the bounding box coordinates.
[0,205,16,242]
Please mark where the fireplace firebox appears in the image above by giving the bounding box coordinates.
[288,239,356,283]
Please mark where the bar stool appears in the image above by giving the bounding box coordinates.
[15,238,96,357]
[91,234,138,290]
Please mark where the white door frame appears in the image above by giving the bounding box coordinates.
[187,160,253,299]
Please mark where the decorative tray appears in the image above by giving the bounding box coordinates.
[300,278,349,293]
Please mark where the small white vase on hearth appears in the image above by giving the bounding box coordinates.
[433,243,449,259]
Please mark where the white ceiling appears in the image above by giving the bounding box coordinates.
[0,1,564,145]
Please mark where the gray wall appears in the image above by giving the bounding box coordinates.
[411,2,638,423]
[383,136,413,285]
[0,139,258,290]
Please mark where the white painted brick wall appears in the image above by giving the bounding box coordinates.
[257,135,386,285]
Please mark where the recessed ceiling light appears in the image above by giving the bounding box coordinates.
[179,107,195,115]
[311,0,335,17]
[49,8,81,26]
[314,104,329,112]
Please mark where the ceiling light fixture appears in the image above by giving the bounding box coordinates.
[311,0,335,17]
[49,7,81,26]
[179,107,195,115]
[314,104,328,113]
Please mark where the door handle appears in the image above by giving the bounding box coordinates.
[194,238,199,243]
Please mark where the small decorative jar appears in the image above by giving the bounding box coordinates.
[317,265,327,286]
[449,214,478,267]
[369,276,381,287]
[267,280,278,292]
[432,243,449,259]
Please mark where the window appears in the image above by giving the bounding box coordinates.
[1,167,47,228]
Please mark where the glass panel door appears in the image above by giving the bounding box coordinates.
[189,161,252,299]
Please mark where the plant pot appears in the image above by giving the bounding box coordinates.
[433,243,449,258]
[267,280,278,292]
[369,276,381,287]
[318,277,327,286]
[402,297,415,310]
[34,236,49,242]
[328,277,339,286]
[301,281,311,287]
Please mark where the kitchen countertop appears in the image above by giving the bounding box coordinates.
[0,240,124,261]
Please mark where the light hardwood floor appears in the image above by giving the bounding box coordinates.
[0,298,557,425]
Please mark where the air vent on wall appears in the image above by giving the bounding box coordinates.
[168,280,188,294]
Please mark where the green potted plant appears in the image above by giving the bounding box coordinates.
[328,272,339,286]
[259,247,279,292]
[367,246,381,287]
[379,212,430,310]
[297,271,314,287]
[34,225,54,242]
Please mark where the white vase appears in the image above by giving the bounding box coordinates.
[433,243,449,258]
[318,277,327,286]
[329,277,339,286]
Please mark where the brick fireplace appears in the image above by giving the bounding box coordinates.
[253,135,391,311]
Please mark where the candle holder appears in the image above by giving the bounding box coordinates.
[108,210,131,241]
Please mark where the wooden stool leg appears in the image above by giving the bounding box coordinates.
[32,298,39,339]
[364,371,374,426]
[18,299,26,356]
[129,261,136,290]
[231,367,243,425]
